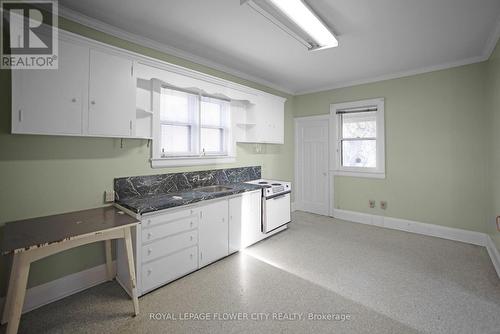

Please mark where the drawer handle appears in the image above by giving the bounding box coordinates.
[147,219,151,225]
[147,232,153,239]
[147,269,152,275]
[222,218,225,223]
[190,235,193,241]
[190,221,193,227]
[190,209,194,214]
[190,253,193,259]
[148,248,152,255]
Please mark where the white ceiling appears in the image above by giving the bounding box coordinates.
[59,0,500,94]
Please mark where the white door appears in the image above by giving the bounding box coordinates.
[229,190,262,252]
[295,116,330,216]
[199,200,229,267]
[88,49,135,137]
[11,39,89,135]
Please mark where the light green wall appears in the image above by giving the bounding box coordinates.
[487,43,500,251]
[0,18,294,294]
[294,63,489,233]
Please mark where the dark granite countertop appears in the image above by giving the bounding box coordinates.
[115,182,264,215]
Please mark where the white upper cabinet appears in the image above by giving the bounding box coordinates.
[238,95,286,144]
[11,29,285,143]
[11,39,89,135]
[88,49,135,137]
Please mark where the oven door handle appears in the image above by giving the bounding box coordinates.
[266,190,291,200]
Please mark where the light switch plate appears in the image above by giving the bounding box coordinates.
[104,190,115,203]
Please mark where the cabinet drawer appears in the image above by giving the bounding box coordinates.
[142,216,198,243]
[142,230,198,263]
[142,207,198,228]
[141,246,198,292]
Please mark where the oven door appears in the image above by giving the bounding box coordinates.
[262,192,291,233]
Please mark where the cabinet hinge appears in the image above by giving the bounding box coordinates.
[131,64,134,77]
[18,109,22,122]
[200,251,203,260]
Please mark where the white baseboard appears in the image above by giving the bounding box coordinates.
[0,261,114,316]
[333,209,487,246]
[332,208,500,279]
[485,236,500,278]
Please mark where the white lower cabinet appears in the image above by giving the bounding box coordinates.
[229,190,262,252]
[141,246,198,292]
[198,200,229,267]
[117,190,265,296]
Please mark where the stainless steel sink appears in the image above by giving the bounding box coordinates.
[197,185,234,193]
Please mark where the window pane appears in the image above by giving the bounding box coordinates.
[201,128,223,153]
[342,112,376,139]
[201,97,229,127]
[342,139,376,168]
[160,88,197,123]
[161,124,190,153]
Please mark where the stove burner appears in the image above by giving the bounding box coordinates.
[271,183,281,186]
[258,181,268,184]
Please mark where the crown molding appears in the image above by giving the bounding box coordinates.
[294,54,487,95]
[58,5,294,96]
[483,14,500,60]
[58,5,500,97]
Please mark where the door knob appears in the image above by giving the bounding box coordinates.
[91,100,96,105]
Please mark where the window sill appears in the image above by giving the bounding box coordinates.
[333,170,386,179]
[151,156,236,168]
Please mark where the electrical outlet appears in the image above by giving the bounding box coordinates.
[369,200,376,208]
[380,201,387,210]
[104,190,115,203]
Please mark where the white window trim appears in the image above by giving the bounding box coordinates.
[151,79,235,168]
[330,98,385,179]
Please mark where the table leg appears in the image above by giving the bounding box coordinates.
[123,227,139,316]
[2,255,16,325]
[105,240,114,281]
[5,252,30,334]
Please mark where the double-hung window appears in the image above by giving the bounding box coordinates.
[200,96,230,156]
[153,82,233,167]
[160,88,199,156]
[331,98,385,178]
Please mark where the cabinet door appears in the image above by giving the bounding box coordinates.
[229,191,262,252]
[88,49,135,137]
[11,39,88,135]
[257,97,284,144]
[199,200,229,267]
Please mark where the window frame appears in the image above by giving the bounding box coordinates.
[330,98,385,179]
[199,96,230,156]
[151,79,234,168]
[158,87,200,157]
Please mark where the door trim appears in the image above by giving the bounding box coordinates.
[294,115,332,217]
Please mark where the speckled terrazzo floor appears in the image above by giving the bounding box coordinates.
[2,211,500,334]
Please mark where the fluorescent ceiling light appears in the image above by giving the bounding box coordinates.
[242,0,338,51]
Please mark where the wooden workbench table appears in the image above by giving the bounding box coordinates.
[1,206,140,334]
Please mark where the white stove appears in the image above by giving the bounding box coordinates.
[245,179,291,233]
